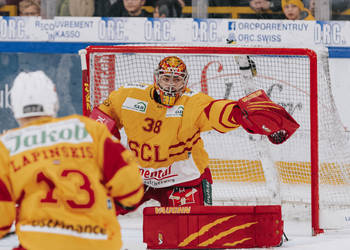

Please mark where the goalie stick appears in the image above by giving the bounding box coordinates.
[235,54,291,245]
[234,54,282,204]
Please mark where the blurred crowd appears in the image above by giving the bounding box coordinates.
[0,0,349,20]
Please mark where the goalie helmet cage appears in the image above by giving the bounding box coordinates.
[79,45,350,236]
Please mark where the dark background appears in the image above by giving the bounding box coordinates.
[0,52,82,133]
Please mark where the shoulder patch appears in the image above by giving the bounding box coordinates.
[122,97,148,113]
[124,83,150,90]
[166,105,184,117]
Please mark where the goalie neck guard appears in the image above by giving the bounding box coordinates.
[154,56,189,107]
[11,71,59,119]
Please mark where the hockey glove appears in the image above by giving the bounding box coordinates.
[89,107,121,140]
[231,89,300,144]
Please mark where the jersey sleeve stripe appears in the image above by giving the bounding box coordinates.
[0,225,12,231]
[0,179,12,201]
[103,138,128,183]
[169,137,201,157]
[218,102,239,129]
[204,99,221,119]
[169,130,200,149]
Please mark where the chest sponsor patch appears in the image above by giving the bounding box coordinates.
[139,155,200,188]
[122,97,148,113]
[166,105,184,117]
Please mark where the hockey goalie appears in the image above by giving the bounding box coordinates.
[88,54,299,248]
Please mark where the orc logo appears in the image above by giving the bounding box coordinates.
[314,22,345,45]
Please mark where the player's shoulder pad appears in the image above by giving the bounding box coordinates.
[123,82,150,90]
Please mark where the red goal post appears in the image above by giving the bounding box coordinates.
[79,45,350,236]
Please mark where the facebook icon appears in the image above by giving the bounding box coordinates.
[228,21,236,31]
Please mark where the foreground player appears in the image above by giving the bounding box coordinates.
[0,71,143,250]
[91,56,299,213]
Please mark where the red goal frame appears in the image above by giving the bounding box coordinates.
[80,45,321,235]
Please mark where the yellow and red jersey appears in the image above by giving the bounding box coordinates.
[0,115,143,250]
[98,83,240,188]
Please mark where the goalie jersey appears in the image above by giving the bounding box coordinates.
[98,83,240,188]
[0,115,143,250]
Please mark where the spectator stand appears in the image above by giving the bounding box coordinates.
[0,4,17,16]
[332,8,350,20]
[142,5,284,19]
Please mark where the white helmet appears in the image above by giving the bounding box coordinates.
[11,71,59,119]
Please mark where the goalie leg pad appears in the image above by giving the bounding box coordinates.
[143,205,283,249]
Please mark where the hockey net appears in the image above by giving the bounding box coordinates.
[79,45,350,235]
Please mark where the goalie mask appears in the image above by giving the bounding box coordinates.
[11,71,59,119]
[154,56,189,107]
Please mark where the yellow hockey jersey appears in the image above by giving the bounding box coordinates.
[0,115,143,250]
[98,83,240,188]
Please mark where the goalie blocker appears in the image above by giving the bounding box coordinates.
[232,89,300,144]
[143,205,283,249]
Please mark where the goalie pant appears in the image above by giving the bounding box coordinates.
[116,168,213,215]
[0,114,144,250]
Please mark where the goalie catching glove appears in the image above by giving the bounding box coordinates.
[89,107,121,140]
[231,89,300,144]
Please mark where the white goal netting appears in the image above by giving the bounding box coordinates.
[80,45,350,234]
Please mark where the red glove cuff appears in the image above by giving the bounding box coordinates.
[89,107,121,140]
